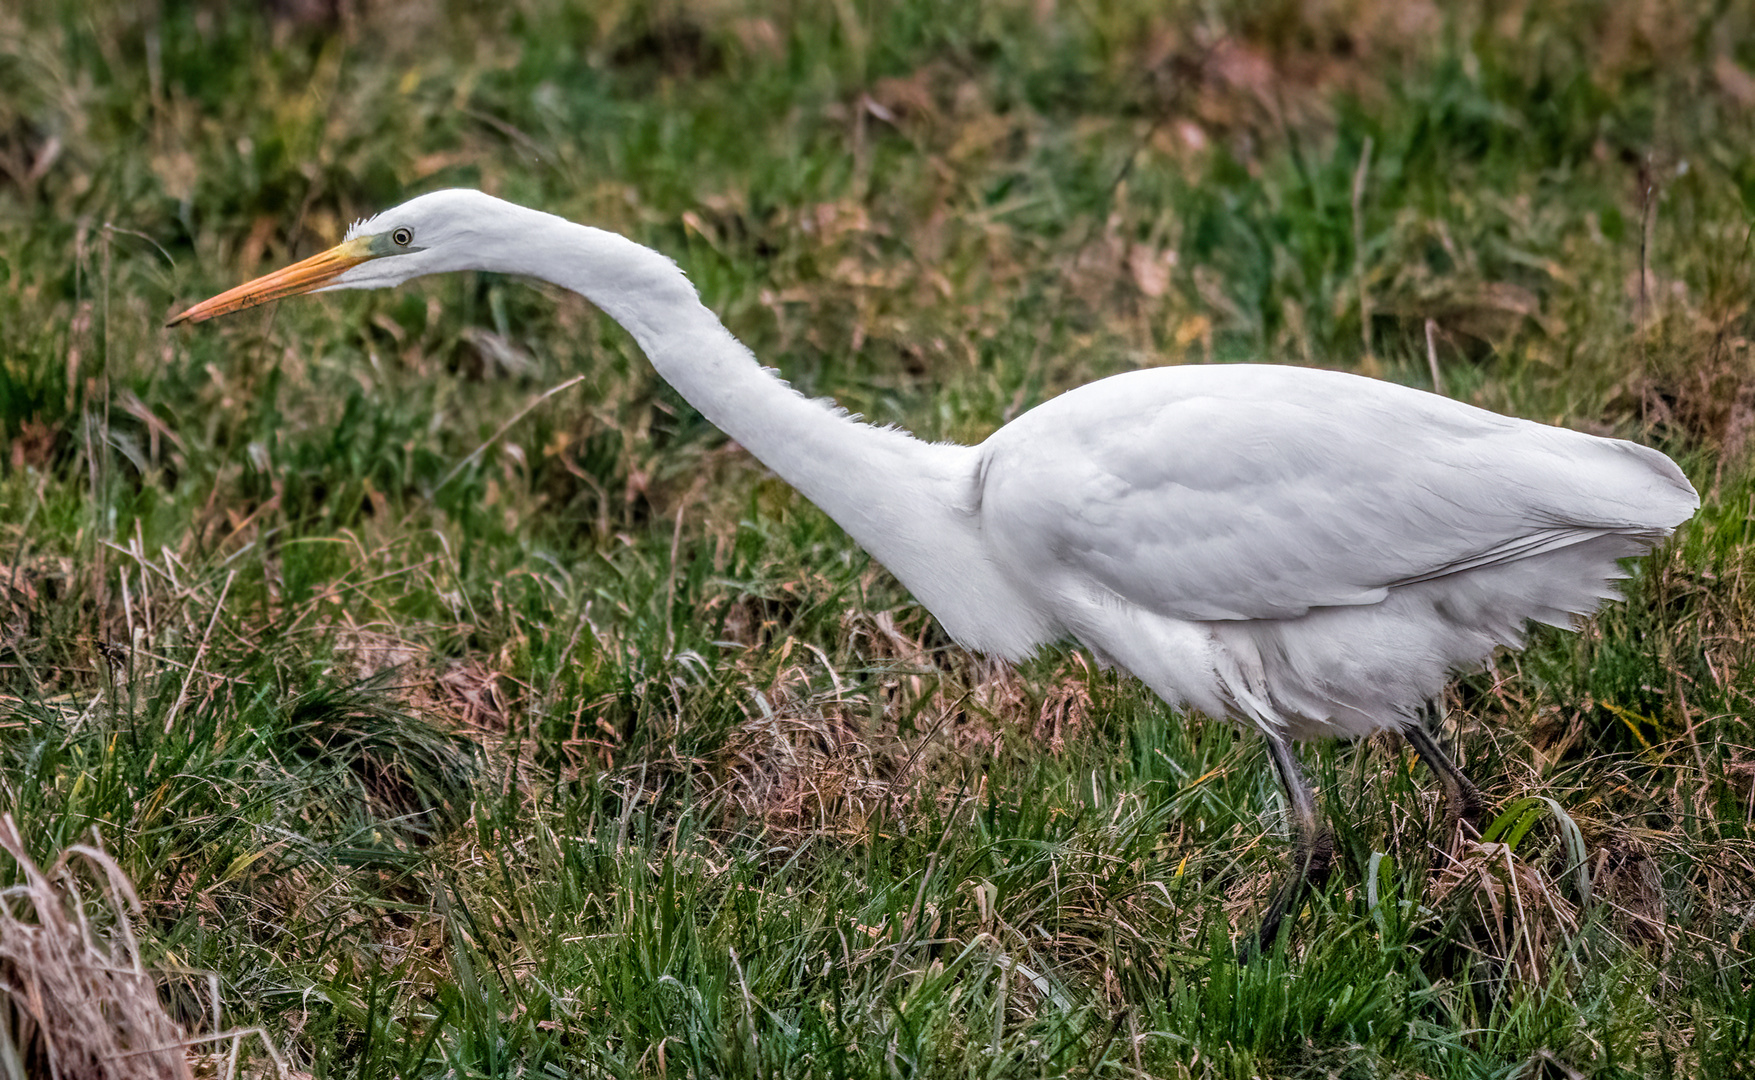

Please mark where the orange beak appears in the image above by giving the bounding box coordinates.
[167,236,375,326]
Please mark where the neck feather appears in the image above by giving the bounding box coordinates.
[478,206,1049,657]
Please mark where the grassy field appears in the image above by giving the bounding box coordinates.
[2,0,1754,1075]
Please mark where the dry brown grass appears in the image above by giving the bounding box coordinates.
[696,607,1108,841]
[1429,838,1584,986]
[0,816,300,1080]
[0,814,191,1080]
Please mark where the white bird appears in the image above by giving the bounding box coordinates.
[170,189,1700,951]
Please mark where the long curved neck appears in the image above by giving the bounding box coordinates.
[478,206,1037,653]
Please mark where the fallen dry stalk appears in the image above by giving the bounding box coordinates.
[0,814,192,1080]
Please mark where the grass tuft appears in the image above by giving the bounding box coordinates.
[0,814,191,1080]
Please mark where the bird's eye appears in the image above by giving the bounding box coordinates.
[391,227,413,247]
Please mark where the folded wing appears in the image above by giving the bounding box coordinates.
[978,365,1697,624]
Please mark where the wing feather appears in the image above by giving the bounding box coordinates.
[977,365,1696,624]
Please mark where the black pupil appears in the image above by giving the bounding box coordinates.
[394,229,410,245]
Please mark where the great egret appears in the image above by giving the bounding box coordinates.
[170,189,1699,951]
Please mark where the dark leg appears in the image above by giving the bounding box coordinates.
[1242,733,1336,961]
[1403,701,1485,833]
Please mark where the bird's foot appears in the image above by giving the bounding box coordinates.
[1238,826,1336,963]
[1447,784,1485,839]
[1435,773,1488,860]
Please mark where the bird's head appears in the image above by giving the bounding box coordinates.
[167,189,511,325]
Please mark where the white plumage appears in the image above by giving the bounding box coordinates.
[977,363,1695,741]
[171,190,1700,948]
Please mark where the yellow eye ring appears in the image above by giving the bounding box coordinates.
[391,227,413,246]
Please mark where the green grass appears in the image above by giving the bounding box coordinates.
[3,0,1754,1076]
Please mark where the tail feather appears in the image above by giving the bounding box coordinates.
[1209,527,1673,742]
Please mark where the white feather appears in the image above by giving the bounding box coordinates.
[304,191,1698,745]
